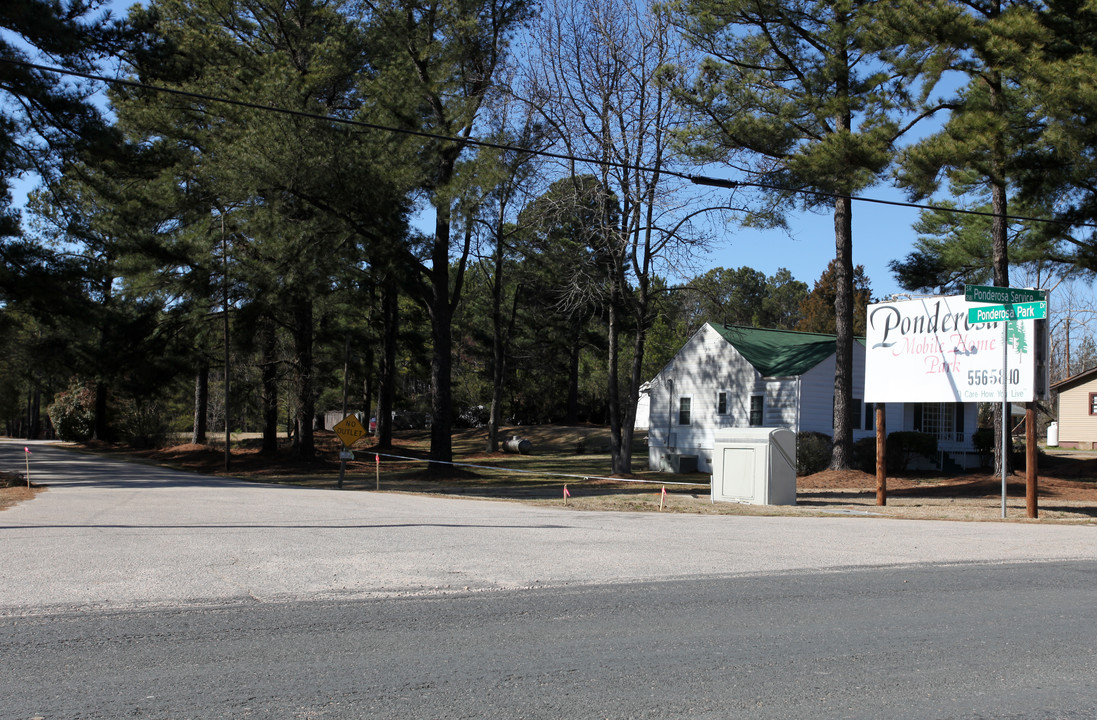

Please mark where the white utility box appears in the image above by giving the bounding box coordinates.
[711,428,797,505]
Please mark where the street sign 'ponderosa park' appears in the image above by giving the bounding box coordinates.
[864,294,1050,404]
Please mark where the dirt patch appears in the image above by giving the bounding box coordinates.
[0,471,46,511]
[788,457,1097,522]
[800,463,1097,502]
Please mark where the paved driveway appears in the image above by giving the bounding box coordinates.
[3,440,1097,614]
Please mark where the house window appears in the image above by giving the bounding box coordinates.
[914,403,963,442]
[717,391,729,415]
[679,397,692,425]
[1090,393,1097,416]
[749,395,763,426]
[833,397,868,430]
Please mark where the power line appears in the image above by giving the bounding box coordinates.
[688,175,1093,229]
[4,56,1093,231]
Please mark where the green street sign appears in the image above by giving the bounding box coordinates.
[967,301,1047,324]
[965,285,1046,304]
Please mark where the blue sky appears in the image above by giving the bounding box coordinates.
[701,188,919,300]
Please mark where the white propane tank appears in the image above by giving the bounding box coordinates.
[1047,421,1059,447]
[503,436,532,454]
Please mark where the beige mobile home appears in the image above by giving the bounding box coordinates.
[1050,367,1097,449]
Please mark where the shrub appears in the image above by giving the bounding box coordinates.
[47,381,95,442]
[850,434,940,474]
[117,398,169,449]
[973,427,1029,469]
[454,405,487,428]
[886,431,937,472]
[851,436,878,473]
[972,428,995,468]
[796,431,832,476]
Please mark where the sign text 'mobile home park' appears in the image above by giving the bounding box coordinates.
[864,294,1050,404]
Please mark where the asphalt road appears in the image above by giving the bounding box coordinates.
[3,440,1097,718]
[5,562,1097,719]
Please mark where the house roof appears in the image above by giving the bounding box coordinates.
[709,323,838,377]
[1050,365,1097,393]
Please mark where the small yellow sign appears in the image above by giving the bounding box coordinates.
[333,415,367,447]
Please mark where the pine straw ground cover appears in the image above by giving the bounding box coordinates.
[0,470,46,511]
[5,427,1097,523]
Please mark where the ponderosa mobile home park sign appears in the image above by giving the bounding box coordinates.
[864,294,1050,403]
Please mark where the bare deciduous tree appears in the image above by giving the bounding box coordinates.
[519,0,725,474]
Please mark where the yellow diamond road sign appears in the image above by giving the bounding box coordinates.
[333,415,367,447]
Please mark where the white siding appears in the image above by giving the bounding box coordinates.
[798,355,838,436]
[648,325,766,473]
[764,379,799,428]
[634,392,650,430]
[796,342,875,440]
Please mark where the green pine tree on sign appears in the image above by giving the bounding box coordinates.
[1007,320,1028,355]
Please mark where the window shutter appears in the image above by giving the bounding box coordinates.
[914,404,923,432]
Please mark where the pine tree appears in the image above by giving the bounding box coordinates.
[361,0,533,470]
[668,0,937,468]
[894,0,1048,476]
[118,0,411,458]
[0,0,121,241]
[1013,0,1097,268]
[797,261,873,336]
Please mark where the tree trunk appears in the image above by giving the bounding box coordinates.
[377,274,398,450]
[618,312,648,476]
[93,380,109,442]
[292,294,315,459]
[989,64,1012,479]
[362,344,375,442]
[1064,318,1071,377]
[30,385,40,440]
[830,194,855,470]
[428,204,455,471]
[192,362,209,445]
[607,289,627,475]
[259,318,279,454]
[487,237,506,454]
[487,240,520,453]
[567,322,581,424]
[830,42,854,472]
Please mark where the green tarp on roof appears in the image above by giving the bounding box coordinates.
[709,323,837,377]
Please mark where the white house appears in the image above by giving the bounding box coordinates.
[647,323,980,473]
[634,382,651,430]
